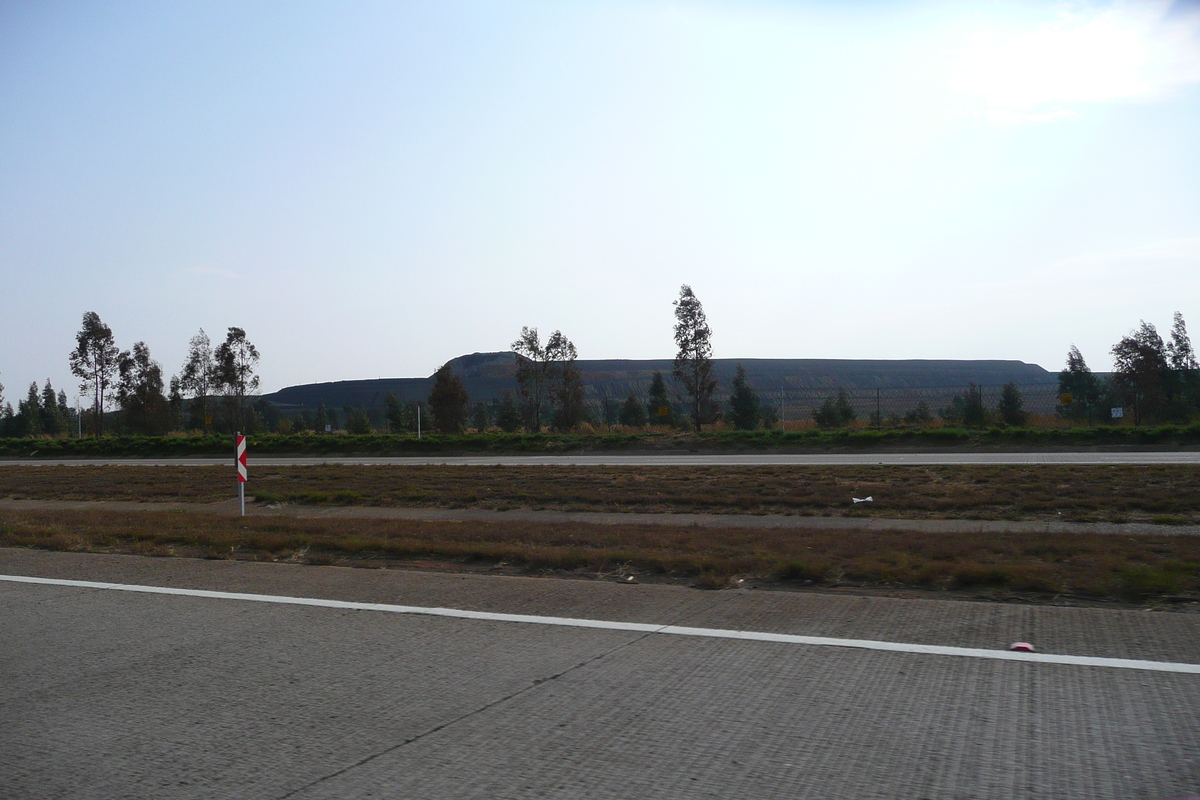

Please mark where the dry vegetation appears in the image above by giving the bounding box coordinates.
[4,463,1198,603]
[1,463,1198,523]
[2,507,1198,604]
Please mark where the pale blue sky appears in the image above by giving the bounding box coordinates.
[2,0,1199,402]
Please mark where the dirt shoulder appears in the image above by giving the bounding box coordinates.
[1,497,1198,537]
[2,462,1199,525]
[3,501,1199,609]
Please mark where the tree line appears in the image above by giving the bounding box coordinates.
[1056,312,1199,426]
[800,312,1200,429]
[4,302,1197,438]
[0,312,262,437]
[3,289,725,437]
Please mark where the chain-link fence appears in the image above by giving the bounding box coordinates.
[590,383,1068,428]
[322,382,1071,432]
[768,384,1062,426]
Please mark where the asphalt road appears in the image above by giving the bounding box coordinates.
[3,451,1200,467]
[3,549,1198,799]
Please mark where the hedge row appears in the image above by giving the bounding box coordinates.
[2,424,1200,457]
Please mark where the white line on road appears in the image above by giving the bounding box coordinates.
[4,573,1198,674]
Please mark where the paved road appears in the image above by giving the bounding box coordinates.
[3,549,1198,799]
[3,451,1200,466]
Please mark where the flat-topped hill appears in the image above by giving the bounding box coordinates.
[262,352,1056,410]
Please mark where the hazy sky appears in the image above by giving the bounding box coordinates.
[2,0,1199,401]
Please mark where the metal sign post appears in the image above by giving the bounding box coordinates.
[235,433,248,516]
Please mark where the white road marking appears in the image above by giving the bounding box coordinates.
[4,574,1198,674]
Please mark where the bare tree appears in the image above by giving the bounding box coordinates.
[69,312,120,436]
[672,285,717,432]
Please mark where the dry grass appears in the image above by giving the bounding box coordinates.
[1,463,1199,523]
[3,508,1198,604]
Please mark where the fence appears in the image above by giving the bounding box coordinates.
[590,383,1069,429]
[767,384,1062,426]
[288,383,1071,432]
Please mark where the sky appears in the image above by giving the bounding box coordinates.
[2,0,1199,403]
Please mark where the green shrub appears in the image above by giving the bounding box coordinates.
[1118,567,1181,598]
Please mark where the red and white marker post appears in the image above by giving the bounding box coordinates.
[235,433,248,516]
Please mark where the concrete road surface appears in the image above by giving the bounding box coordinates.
[2,549,1198,799]
[3,450,1200,467]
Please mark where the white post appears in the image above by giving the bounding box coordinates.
[239,479,245,517]
[417,405,422,439]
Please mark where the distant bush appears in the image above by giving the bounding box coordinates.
[2,423,1199,458]
[813,390,855,428]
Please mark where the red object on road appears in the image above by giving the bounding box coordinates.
[236,435,248,483]
[1009,642,1035,652]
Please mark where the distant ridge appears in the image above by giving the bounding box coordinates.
[262,352,1056,410]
